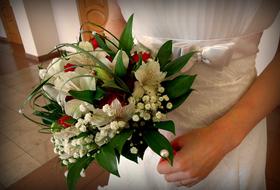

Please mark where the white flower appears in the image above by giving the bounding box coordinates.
[69,158,76,163]
[39,69,47,79]
[64,99,95,119]
[144,103,151,110]
[79,125,87,132]
[53,67,96,93]
[132,114,140,122]
[166,102,173,109]
[133,60,166,99]
[79,41,93,51]
[143,113,151,121]
[142,95,150,102]
[163,95,169,101]
[130,147,138,154]
[158,86,165,93]
[155,111,163,120]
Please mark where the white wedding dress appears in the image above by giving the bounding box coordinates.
[100,1,280,190]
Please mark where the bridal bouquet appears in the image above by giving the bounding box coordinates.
[20,15,195,190]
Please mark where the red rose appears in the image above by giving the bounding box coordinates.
[64,63,76,72]
[58,115,73,128]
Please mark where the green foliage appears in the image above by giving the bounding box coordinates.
[115,50,127,78]
[95,144,120,176]
[69,87,105,104]
[143,129,174,165]
[119,15,134,54]
[67,156,94,190]
[157,40,172,68]
[163,75,196,99]
[163,51,196,77]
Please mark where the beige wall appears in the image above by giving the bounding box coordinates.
[9,0,79,56]
[50,0,80,43]
[10,0,38,55]
[23,0,59,56]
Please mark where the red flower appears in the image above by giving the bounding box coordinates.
[90,38,99,49]
[99,91,127,108]
[65,96,74,102]
[58,115,73,128]
[64,63,76,72]
[106,55,113,62]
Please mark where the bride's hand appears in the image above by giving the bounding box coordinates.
[157,122,242,187]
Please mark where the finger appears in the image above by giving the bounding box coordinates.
[175,178,199,187]
[157,153,182,174]
[165,171,190,182]
[181,178,200,187]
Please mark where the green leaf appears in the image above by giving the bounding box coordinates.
[95,144,119,176]
[69,87,105,104]
[154,121,175,134]
[163,51,196,77]
[163,75,196,99]
[115,50,127,78]
[170,89,193,111]
[33,110,60,123]
[109,129,133,153]
[121,142,138,163]
[67,156,94,190]
[119,14,134,54]
[50,122,63,133]
[157,40,172,68]
[102,80,125,91]
[143,130,174,165]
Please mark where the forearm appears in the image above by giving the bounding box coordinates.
[214,45,280,149]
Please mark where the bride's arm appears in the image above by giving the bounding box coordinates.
[218,44,280,148]
[157,44,280,187]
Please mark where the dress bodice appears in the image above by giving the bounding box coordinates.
[118,0,279,40]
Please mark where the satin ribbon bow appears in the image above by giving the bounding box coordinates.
[176,42,235,71]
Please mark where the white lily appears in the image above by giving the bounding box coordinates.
[53,67,96,93]
[133,60,166,99]
[39,58,65,80]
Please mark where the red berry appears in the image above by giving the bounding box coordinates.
[64,63,76,72]
[58,115,72,128]
[90,38,99,49]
